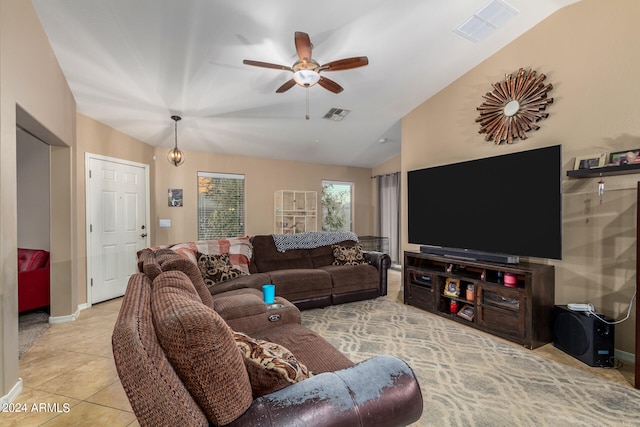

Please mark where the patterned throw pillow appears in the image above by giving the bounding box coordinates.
[196,252,246,288]
[233,332,313,398]
[331,244,366,266]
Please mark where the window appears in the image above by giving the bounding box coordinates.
[197,172,245,239]
[321,180,353,231]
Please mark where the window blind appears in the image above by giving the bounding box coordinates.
[197,172,245,239]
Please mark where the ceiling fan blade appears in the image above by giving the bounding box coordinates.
[243,59,292,71]
[295,31,312,61]
[318,76,344,94]
[276,79,297,93]
[320,56,369,72]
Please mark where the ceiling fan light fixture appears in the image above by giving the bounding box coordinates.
[167,115,185,167]
[293,69,320,87]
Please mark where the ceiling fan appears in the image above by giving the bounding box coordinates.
[243,31,369,94]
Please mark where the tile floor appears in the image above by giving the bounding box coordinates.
[7,269,635,426]
[8,297,137,427]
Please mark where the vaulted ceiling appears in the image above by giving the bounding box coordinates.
[32,0,579,167]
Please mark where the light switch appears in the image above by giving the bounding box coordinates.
[159,219,171,228]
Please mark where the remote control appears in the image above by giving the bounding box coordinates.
[567,303,592,311]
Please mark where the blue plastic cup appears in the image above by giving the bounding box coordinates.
[262,284,275,304]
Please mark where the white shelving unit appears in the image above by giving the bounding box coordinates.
[274,190,317,234]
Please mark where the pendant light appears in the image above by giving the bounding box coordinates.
[167,115,185,167]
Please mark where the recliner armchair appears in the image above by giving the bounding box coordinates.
[18,248,50,313]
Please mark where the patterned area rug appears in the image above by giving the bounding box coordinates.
[18,310,50,359]
[301,297,640,427]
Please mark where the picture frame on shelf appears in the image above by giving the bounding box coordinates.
[573,153,607,170]
[609,149,640,166]
[458,305,475,321]
[444,278,460,297]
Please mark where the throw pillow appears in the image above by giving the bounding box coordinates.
[331,244,366,266]
[233,331,314,398]
[196,252,246,288]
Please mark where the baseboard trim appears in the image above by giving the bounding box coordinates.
[49,307,81,324]
[1,378,23,405]
[615,349,634,364]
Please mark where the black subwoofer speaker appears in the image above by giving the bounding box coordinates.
[553,305,615,367]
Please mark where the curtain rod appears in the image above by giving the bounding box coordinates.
[371,171,400,179]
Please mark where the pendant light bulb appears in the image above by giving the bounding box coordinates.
[167,115,185,167]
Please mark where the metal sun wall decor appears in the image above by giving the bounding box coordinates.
[476,68,554,144]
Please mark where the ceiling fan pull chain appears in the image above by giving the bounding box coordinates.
[306,87,310,120]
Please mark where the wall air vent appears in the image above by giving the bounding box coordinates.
[323,108,351,121]
[454,0,518,43]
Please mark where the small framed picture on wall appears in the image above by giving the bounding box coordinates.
[168,188,183,207]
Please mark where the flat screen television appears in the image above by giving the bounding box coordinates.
[407,145,562,262]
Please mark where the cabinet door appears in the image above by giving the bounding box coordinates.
[405,270,436,311]
[476,285,525,340]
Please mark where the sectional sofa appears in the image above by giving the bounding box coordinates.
[140,232,391,310]
[112,247,423,426]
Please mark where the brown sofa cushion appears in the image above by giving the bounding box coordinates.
[319,264,380,292]
[195,252,246,288]
[150,270,252,426]
[233,331,313,398]
[208,272,272,296]
[253,323,354,374]
[142,255,163,280]
[158,256,215,309]
[112,273,208,426]
[251,235,313,271]
[213,289,268,320]
[265,269,332,301]
[331,243,366,266]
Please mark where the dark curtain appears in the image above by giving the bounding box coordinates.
[375,172,400,265]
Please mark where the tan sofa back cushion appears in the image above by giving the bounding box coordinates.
[151,270,252,425]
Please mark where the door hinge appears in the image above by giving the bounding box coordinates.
[90,224,92,232]
[91,278,93,287]
[89,170,92,178]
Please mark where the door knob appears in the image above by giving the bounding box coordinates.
[140,233,148,238]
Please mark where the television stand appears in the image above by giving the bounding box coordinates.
[404,251,555,349]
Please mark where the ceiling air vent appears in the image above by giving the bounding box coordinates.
[323,108,351,121]
[454,0,518,43]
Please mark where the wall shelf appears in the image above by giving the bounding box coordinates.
[567,163,640,178]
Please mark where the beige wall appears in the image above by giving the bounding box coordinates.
[402,0,640,354]
[1,0,76,398]
[75,114,156,304]
[75,114,374,304]
[17,130,50,250]
[153,148,374,245]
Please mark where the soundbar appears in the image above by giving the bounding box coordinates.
[419,245,519,264]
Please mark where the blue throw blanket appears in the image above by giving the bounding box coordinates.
[272,231,359,252]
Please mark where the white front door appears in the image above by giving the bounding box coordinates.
[87,155,149,304]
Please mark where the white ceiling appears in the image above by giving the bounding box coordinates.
[32,0,579,168]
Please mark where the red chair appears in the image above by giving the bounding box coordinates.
[18,248,50,313]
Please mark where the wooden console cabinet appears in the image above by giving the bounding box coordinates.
[404,251,555,349]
